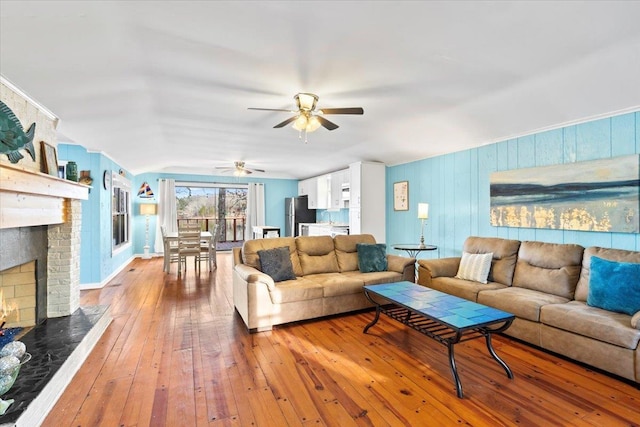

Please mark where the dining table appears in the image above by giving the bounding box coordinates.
[163,231,214,272]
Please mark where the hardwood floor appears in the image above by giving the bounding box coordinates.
[43,253,640,427]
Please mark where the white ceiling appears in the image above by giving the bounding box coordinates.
[1,1,639,179]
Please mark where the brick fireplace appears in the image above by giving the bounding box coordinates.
[0,163,87,324]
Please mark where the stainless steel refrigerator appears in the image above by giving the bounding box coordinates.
[285,196,316,237]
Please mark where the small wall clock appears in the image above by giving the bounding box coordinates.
[103,170,111,190]
[393,181,409,211]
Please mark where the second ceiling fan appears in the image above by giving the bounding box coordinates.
[249,93,364,141]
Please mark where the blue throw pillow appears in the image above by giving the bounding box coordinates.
[587,256,640,316]
[258,246,296,282]
[357,243,388,273]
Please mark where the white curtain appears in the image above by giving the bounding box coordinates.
[246,182,265,239]
[154,178,177,253]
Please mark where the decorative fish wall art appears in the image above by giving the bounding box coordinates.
[0,100,36,164]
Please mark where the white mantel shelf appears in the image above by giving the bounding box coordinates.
[0,162,89,229]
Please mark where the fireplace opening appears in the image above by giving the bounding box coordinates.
[0,261,36,329]
[0,226,48,326]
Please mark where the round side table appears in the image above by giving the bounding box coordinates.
[392,244,438,258]
[392,244,438,282]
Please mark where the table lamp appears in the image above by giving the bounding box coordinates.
[418,203,429,248]
[140,203,157,259]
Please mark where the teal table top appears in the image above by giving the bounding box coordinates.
[364,281,514,330]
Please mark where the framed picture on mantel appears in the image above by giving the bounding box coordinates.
[40,141,58,177]
[393,181,409,211]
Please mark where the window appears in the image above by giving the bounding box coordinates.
[112,172,131,251]
[175,182,248,242]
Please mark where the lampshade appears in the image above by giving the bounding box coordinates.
[295,93,318,111]
[139,203,157,216]
[418,203,429,219]
[137,182,154,198]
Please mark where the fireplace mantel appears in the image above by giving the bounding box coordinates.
[0,162,89,229]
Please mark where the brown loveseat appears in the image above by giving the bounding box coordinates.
[417,236,640,383]
[233,234,415,332]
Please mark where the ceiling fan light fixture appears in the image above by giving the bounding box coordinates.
[295,93,318,111]
[306,116,321,132]
[292,114,308,131]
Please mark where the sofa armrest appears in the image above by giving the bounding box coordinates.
[234,264,275,289]
[632,311,640,329]
[387,254,416,282]
[233,264,278,331]
[417,257,461,286]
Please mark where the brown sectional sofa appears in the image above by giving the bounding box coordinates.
[233,234,415,332]
[417,236,640,383]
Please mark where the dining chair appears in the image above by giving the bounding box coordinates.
[161,226,180,273]
[178,227,202,276]
[200,222,219,270]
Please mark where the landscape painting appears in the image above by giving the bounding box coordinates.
[490,155,639,233]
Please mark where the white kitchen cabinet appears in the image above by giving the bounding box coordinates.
[348,161,385,242]
[329,169,348,210]
[298,180,307,196]
[316,174,329,209]
[300,177,319,208]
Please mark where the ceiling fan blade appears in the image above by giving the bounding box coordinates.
[273,116,298,128]
[248,107,295,112]
[317,116,339,131]
[250,168,266,173]
[318,107,364,115]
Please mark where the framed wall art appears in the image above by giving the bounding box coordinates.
[393,181,409,211]
[40,141,58,176]
[490,154,639,233]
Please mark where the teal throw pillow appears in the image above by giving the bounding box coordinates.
[258,246,296,282]
[357,243,388,273]
[587,256,640,316]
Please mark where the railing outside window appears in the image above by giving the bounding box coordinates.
[177,217,246,242]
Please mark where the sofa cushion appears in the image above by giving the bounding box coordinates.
[342,270,403,286]
[357,243,388,273]
[463,237,521,286]
[455,252,493,283]
[512,241,584,299]
[428,277,507,302]
[478,287,569,322]
[258,246,296,282]
[242,237,303,277]
[296,236,339,275]
[267,277,324,304]
[575,246,640,302]
[541,301,640,350]
[587,256,640,316]
[304,273,365,297]
[334,234,377,272]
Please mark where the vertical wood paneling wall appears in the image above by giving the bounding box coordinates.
[386,111,640,259]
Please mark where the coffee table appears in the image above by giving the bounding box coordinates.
[363,281,514,398]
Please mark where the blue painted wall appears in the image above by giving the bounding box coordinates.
[57,144,134,285]
[386,111,640,261]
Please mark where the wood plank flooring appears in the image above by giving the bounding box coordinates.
[43,254,640,426]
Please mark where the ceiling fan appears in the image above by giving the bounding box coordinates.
[215,161,265,176]
[248,93,364,142]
